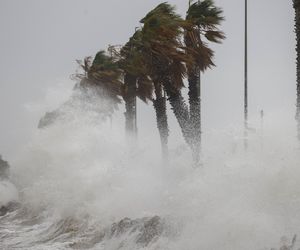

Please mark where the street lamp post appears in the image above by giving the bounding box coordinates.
[244,0,248,149]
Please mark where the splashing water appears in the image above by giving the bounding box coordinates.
[1,84,300,250]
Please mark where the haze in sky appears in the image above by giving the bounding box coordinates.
[0,0,296,158]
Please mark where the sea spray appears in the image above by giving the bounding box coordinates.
[1,83,300,249]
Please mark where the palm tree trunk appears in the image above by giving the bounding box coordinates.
[185,25,202,165]
[294,0,300,141]
[188,66,201,165]
[164,81,193,149]
[153,82,169,160]
[124,73,137,137]
[153,95,169,160]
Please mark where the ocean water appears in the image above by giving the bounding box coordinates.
[1,86,300,250]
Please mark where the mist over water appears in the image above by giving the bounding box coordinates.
[1,83,300,250]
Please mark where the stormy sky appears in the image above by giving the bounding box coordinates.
[0,0,296,158]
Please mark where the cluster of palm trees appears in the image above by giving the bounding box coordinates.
[75,0,225,164]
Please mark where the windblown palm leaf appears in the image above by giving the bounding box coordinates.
[140,2,189,92]
[185,0,225,71]
[76,51,123,104]
[187,0,224,28]
[118,31,154,102]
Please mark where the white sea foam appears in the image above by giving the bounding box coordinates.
[0,180,19,207]
[2,83,300,250]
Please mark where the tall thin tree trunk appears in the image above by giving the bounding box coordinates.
[153,83,169,160]
[185,25,202,165]
[124,73,137,137]
[153,94,169,160]
[188,66,201,165]
[294,0,300,141]
[164,81,193,149]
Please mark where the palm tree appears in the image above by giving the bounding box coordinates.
[111,3,189,159]
[140,3,195,151]
[117,29,170,158]
[293,0,300,141]
[39,52,123,129]
[117,32,153,139]
[184,0,225,163]
[139,2,225,165]
[76,51,124,115]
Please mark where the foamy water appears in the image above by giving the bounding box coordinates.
[1,85,300,250]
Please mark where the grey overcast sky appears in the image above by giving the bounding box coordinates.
[0,0,296,158]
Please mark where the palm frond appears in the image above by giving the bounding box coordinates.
[136,76,153,102]
[184,0,225,70]
[204,30,225,43]
[186,0,224,27]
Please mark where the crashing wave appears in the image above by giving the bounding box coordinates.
[0,156,19,216]
[38,83,117,129]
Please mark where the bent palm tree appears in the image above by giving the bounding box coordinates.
[140,3,195,151]
[40,52,123,128]
[117,32,153,138]
[184,0,225,163]
[117,29,170,158]
[76,51,123,115]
